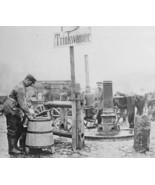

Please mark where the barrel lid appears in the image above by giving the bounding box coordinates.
[29,116,52,122]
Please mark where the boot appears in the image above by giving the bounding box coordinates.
[7,136,21,155]
[15,137,24,152]
[18,136,26,151]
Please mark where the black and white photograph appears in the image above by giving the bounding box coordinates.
[0,26,155,158]
[1,1,155,185]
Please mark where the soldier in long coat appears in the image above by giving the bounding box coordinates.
[3,74,36,154]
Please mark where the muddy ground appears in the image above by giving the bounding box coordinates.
[1,114,155,158]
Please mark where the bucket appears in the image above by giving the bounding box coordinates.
[25,116,54,151]
[85,93,95,107]
[84,107,94,118]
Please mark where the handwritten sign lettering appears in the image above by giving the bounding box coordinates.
[54,27,91,47]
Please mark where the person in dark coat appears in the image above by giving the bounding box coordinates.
[3,74,36,154]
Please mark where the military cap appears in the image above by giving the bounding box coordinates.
[25,74,37,83]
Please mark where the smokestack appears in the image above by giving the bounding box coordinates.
[84,55,90,93]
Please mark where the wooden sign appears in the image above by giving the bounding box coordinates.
[53,26,87,150]
[54,27,91,48]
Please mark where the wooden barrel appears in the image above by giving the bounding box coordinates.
[0,115,9,157]
[25,117,54,149]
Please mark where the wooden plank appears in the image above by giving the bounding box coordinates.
[44,101,72,108]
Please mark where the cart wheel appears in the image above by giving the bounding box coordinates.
[67,108,72,116]
[53,118,61,129]
[34,105,46,114]
[25,147,30,155]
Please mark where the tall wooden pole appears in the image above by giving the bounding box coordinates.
[70,46,84,151]
[70,46,77,151]
[84,55,90,93]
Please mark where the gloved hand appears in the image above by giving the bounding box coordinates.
[29,108,35,114]
[29,108,36,118]
[22,116,29,127]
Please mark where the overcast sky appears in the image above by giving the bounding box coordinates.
[1,26,155,94]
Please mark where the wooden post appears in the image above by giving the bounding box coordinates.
[70,46,77,151]
[70,46,84,150]
[60,93,68,130]
[84,55,90,93]
[76,90,85,149]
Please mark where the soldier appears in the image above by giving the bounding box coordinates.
[3,74,36,155]
[94,82,104,124]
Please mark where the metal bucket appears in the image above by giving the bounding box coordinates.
[85,93,95,107]
[84,107,94,118]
